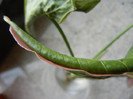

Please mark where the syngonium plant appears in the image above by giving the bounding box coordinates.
[3,0,133,86]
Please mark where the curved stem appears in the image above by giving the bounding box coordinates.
[93,24,133,60]
[47,16,74,57]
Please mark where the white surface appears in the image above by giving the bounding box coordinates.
[1,0,133,99]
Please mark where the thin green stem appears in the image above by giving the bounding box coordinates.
[48,17,74,57]
[93,24,133,60]
[47,16,77,79]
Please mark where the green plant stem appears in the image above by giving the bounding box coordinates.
[48,17,74,57]
[93,24,133,60]
[47,16,77,79]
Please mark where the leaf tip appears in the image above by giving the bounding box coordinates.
[3,16,11,22]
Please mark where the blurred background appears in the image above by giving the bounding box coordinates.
[0,0,24,64]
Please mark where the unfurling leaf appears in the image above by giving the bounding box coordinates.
[25,0,100,33]
[25,0,100,23]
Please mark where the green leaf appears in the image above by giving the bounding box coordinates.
[25,0,100,23]
[74,0,100,12]
[25,0,76,27]
[25,0,100,33]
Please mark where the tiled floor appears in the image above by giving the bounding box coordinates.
[1,0,133,99]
